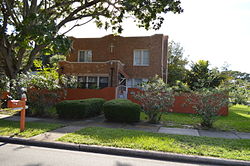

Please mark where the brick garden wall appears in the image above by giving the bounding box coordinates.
[27,87,228,116]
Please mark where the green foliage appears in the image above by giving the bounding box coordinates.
[56,98,106,119]
[221,70,250,105]
[185,88,229,128]
[134,76,175,123]
[103,99,141,123]
[29,61,61,90]
[58,127,250,161]
[171,80,191,93]
[49,55,66,66]
[167,41,189,86]
[1,0,183,80]
[0,75,8,91]
[185,60,225,90]
[227,79,249,105]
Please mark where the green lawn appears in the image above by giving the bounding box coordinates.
[58,127,250,161]
[0,119,63,138]
[141,105,250,132]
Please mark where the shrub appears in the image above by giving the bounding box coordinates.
[134,76,175,123]
[56,98,106,119]
[185,88,229,128]
[103,99,141,123]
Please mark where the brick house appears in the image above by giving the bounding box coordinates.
[58,34,168,98]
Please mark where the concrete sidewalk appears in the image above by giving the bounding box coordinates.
[1,114,250,141]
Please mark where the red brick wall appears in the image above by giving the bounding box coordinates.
[27,87,228,116]
[65,88,116,101]
[28,88,116,102]
[0,91,9,100]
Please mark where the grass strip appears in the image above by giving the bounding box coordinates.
[0,119,63,138]
[58,127,250,161]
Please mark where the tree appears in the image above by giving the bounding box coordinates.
[185,60,225,90]
[221,70,250,105]
[167,40,189,86]
[0,0,183,81]
[134,76,175,123]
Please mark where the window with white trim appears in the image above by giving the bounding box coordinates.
[133,50,149,66]
[78,50,92,62]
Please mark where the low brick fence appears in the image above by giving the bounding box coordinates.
[27,87,228,116]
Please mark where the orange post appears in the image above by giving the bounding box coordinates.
[7,98,27,132]
[20,97,27,132]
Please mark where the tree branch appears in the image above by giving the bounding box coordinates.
[61,18,94,35]
[22,44,47,73]
[23,0,29,17]
[30,0,38,13]
[57,0,101,29]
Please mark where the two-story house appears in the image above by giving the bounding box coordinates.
[58,34,168,97]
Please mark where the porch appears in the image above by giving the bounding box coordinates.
[58,60,128,91]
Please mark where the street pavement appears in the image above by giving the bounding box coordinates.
[0,142,207,166]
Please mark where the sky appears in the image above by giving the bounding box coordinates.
[62,0,250,73]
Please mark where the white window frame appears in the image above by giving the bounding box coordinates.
[78,50,92,62]
[133,49,150,66]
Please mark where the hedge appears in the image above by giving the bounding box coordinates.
[103,99,141,123]
[55,98,106,119]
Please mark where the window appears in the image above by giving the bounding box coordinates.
[99,77,109,88]
[78,50,92,62]
[78,76,87,88]
[78,76,108,89]
[133,50,149,66]
[127,78,148,88]
[88,76,97,89]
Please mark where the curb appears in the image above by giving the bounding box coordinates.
[0,136,250,166]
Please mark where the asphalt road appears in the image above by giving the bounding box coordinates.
[0,142,207,166]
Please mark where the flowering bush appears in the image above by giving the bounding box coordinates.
[185,88,229,128]
[134,76,175,123]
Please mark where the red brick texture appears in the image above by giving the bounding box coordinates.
[59,34,168,84]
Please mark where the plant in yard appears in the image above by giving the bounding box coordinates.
[103,99,141,123]
[56,98,106,119]
[167,41,189,86]
[185,60,226,90]
[134,76,175,123]
[185,88,229,128]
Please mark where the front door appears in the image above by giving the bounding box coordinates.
[117,73,128,99]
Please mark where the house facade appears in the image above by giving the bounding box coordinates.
[58,34,168,97]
